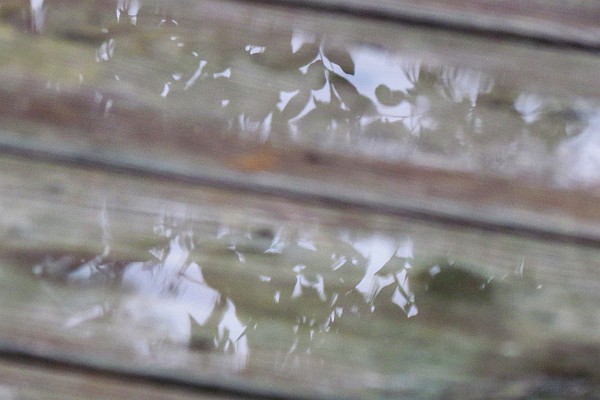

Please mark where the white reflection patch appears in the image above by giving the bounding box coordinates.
[556,112,600,186]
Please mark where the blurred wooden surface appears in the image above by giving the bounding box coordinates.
[0,153,599,399]
[0,356,263,400]
[1,0,600,242]
[0,0,600,398]
[244,0,600,48]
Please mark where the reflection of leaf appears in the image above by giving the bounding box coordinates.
[330,74,358,103]
[315,97,350,120]
[375,84,405,107]
[330,73,374,115]
[275,68,307,93]
[322,46,355,75]
[290,43,320,69]
[252,37,318,71]
[296,106,332,135]
[280,90,311,120]
[306,60,327,90]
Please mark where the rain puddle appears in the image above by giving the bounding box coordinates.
[0,0,599,187]
[0,173,598,398]
[0,0,599,398]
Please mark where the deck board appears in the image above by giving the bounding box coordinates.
[1,0,600,241]
[0,357,262,400]
[237,0,600,49]
[1,0,600,397]
[0,155,599,398]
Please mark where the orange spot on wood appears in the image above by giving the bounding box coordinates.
[229,149,279,172]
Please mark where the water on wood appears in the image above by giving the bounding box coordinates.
[1,161,600,398]
[1,0,599,187]
[0,0,599,398]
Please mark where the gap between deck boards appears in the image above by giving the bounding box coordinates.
[2,139,600,248]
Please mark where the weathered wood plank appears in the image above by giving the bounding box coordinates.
[0,1,599,396]
[0,356,263,400]
[0,155,599,398]
[241,0,600,49]
[1,0,600,242]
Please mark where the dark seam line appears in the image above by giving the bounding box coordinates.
[231,0,600,53]
[1,143,599,248]
[0,346,321,400]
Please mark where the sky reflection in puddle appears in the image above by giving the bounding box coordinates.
[9,188,599,397]
[1,0,597,188]
[21,196,600,400]
[0,1,597,397]
[32,212,420,370]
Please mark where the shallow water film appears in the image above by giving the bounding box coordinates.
[0,0,600,399]
[0,157,598,399]
[1,0,600,186]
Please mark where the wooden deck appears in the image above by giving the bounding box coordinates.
[0,0,599,398]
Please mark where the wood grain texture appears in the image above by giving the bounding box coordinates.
[0,0,600,396]
[0,357,265,400]
[0,155,598,400]
[234,0,600,49]
[1,0,600,242]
